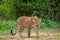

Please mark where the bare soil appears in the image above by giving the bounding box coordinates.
[0,29,60,40]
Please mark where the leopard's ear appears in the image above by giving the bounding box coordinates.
[33,16,38,18]
[33,16,37,17]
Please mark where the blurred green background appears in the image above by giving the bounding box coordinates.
[0,0,60,34]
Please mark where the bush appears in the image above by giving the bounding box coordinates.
[40,20,60,29]
[0,20,16,34]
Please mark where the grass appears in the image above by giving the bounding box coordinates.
[0,20,60,34]
[0,30,60,40]
[0,20,60,40]
[0,20,16,34]
[40,20,60,29]
[55,33,60,38]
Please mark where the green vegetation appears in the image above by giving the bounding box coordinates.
[0,0,60,34]
[0,0,60,21]
[0,20,60,34]
[0,20,16,34]
[40,20,60,29]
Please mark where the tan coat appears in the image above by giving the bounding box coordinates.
[11,16,41,37]
[16,16,40,29]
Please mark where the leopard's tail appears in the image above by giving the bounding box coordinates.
[10,23,17,35]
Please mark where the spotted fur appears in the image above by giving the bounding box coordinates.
[11,16,41,37]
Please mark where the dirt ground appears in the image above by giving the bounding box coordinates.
[0,29,60,40]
